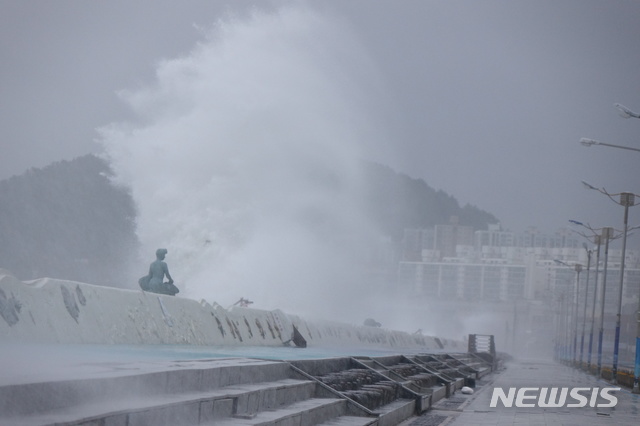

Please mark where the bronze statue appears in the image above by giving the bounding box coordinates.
[138,248,179,295]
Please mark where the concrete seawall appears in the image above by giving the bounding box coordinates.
[0,270,461,351]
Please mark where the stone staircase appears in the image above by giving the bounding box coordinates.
[442,353,492,379]
[0,353,495,426]
[410,355,464,382]
[355,355,450,406]
[0,358,376,426]
[290,358,418,426]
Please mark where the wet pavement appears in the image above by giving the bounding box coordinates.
[426,358,640,425]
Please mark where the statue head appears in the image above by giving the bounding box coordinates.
[156,248,168,260]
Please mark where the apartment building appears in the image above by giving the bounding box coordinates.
[398,223,640,304]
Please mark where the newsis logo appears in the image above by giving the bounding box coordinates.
[490,387,620,408]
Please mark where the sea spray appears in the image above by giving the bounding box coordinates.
[100,5,385,319]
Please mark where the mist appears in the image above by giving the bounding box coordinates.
[100,5,389,321]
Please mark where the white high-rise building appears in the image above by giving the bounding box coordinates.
[398,224,640,304]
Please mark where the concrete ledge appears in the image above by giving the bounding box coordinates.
[1,379,317,426]
[372,399,414,426]
[0,358,289,416]
[211,398,346,426]
[316,416,377,426]
[430,385,447,404]
[0,270,462,352]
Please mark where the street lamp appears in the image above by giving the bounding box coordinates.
[580,243,592,369]
[580,104,640,152]
[583,182,640,384]
[612,192,635,384]
[554,259,582,366]
[587,235,602,373]
[580,138,640,152]
[569,221,601,373]
[581,102,640,390]
[615,103,640,119]
[569,220,638,375]
[597,227,613,378]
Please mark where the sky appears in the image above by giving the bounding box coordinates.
[1,0,639,241]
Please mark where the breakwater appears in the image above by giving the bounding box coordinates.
[0,269,461,352]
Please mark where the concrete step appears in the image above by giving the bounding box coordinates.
[1,353,492,426]
[371,399,415,426]
[209,398,347,426]
[0,358,292,418]
[0,378,316,426]
[316,415,378,426]
[446,355,491,378]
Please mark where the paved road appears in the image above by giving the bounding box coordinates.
[418,358,640,425]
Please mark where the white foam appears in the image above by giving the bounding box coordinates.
[99,5,385,319]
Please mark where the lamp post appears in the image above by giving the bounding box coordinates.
[568,220,605,373]
[580,244,592,369]
[615,102,640,393]
[612,192,635,384]
[582,182,639,384]
[580,138,640,152]
[581,102,640,391]
[615,103,640,119]
[573,263,583,367]
[569,220,636,376]
[588,235,601,373]
[561,296,570,361]
[597,227,613,378]
[554,259,582,366]
[580,103,640,153]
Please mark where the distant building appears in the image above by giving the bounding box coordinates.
[397,223,640,304]
[475,223,515,249]
[401,216,474,262]
[398,261,526,301]
[401,228,434,261]
[434,216,475,259]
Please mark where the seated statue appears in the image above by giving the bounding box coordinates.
[138,248,179,296]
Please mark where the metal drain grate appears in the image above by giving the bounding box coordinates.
[434,396,467,410]
[409,413,449,425]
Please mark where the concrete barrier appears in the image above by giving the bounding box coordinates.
[0,270,462,351]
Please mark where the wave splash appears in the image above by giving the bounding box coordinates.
[100,5,387,317]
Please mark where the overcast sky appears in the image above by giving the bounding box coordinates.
[2,0,639,239]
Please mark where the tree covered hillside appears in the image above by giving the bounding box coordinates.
[362,162,497,239]
[0,155,138,286]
